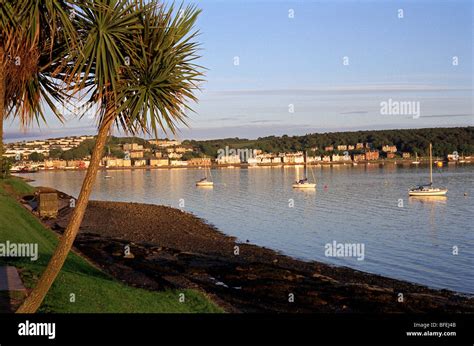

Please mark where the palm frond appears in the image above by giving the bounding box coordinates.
[1,0,78,127]
[116,3,204,137]
[67,0,145,125]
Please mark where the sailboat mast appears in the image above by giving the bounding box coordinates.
[429,143,433,185]
[304,151,307,178]
[207,160,213,180]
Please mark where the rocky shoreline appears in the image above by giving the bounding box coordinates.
[32,189,474,313]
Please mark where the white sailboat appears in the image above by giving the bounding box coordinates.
[196,165,214,187]
[293,153,316,189]
[412,152,420,165]
[409,143,447,196]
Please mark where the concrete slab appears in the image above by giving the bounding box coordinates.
[0,266,26,291]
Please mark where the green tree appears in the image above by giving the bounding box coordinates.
[48,148,63,159]
[110,148,125,159]
[0,0,77,178]
[29,152,45,162]
[18,1,204,313]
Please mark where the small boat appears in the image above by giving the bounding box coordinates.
[196,177,213,187]
[409,143,447,197]
[408,186,447,196]
[292,180,317,189]
[196,165,213,187]
[293,152,316,189]
[10,165,22,173]
[104,175,113,179]
[412,152,420,165]
[16,167,39,174]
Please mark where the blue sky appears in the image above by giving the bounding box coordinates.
[5,0,473,141]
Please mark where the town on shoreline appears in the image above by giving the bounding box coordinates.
[4,127,473,172]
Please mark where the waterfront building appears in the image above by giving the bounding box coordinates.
[187,158,212,166]
[130,151,144,159]
[149,159,169,167]
[272,157,283,164]
[247,158,259,165]
[51,160,67,169]
[324,146,334,152]
[167,152,183,159]
[133,159,147,167]
[402,152,411,159]
[123,143,144,151]
[216,155,241,165]
[342,155,352,162]
[66,160,82,168]
[353,154,365,162]
[110,159,125,167]
[337,145,347,151]
[282,152,305,164]
[170,160,188,166]
[174,146,193,154]
[382,145,398,153]
[148,139,181,147]
[123,143,143,151]
[365,151,380,160]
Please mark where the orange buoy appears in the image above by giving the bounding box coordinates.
[437,161,443,168]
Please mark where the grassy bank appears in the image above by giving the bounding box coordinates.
[0,177,222,313]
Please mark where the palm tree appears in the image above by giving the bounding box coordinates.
[0,0,77,176]
[17,0,204,313]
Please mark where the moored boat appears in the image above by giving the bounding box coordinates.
[196,177,213,187]
[409,186,447,196]
[292,152,316,189]
[412,152,420,165]
[409,143,447,197]
[196,164,214,187]
[292,181,317,189]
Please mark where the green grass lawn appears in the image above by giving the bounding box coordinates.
[0,177,222,313]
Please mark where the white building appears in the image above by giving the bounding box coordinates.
[216,155,241,165]
[170,160,188,166]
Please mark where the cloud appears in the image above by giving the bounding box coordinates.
[204,84,472,97]
[248,120,282,124]
[4,125,97,143]
[215,117,239,121]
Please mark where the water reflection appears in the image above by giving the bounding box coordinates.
[19,164,474,294]
[409,196,448,206]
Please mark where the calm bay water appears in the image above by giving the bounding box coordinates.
[21,164,474,294]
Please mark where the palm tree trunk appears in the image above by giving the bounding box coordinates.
[16,109,115,313]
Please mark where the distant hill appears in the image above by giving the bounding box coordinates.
[183,127,474,157]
